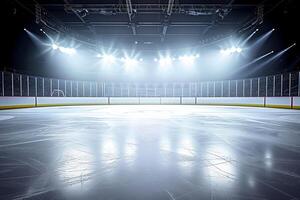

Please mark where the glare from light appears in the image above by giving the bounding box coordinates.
[122,57,138,71]
[52,44,59,50]
[52,43,76,55]
[139,58,143,62]
[159,57,172,67]
[101,54,116,64]
[179,55,196,65]
[154,58,158,62]
[58,46,76,55]
[220,47,242,55]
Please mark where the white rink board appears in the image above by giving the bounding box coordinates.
[161,97,181,104]
[0,97,35,107]
[37,97,108,105]
[182,97,196,104]
[265,97,291,107]
[294,97,300,107]
[196,97,264,105]
[140,97,161,104]
[110,97,139,104]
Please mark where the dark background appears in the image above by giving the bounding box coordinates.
[1,0,299,81]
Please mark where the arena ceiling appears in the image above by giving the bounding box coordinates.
[12,0,277,50]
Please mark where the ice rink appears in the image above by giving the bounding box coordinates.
[1,105,300,200]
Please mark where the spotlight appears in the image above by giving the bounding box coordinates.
[101,54,116,64]
[139,58,143,62]
[179,55,196,65]
[159,57,172,67]
[122,57,138,67]
[24,28,27,31]
[40,28,43,32]
[220,47,242,55]
[154,58,158,62]
[52,44,59,50]
[58,46,76,55]
[52,43,76,55]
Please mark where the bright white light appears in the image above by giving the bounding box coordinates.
[220,47,242,55]
[139,58,143,62]
[58,46,76,55]
[52,44,76,55]
[52,44,59,50]
[179,55,197,65]
[154,58,158,62]
[122,57,138,69]
[159,57,172,67]
[102,54,116,64]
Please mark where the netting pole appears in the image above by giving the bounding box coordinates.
[221,81,224,97]
[289,73,291,96]
[200,82,203,97]
[281,74,283,96]
[181,83,184,97]
[58,79,60,97]
[83,81,85,97]
[11,73,14,96]
[273,75,275,97]
[20,75,22,96]
[103,82,106,97]
[65,80,67,97]
[27,76,29,96]
[242,79,245,97]
[71,81,73,97]
[76,81,79,97]
[235,80,238,97]
[89,82,92,97]
[229,80,231,97]
[50,79,52,97]
[189,82,191,97]
[258,78,260,97]
[1,72,4,96]
[250,79,252,97]
[265,76,268,97]
[112,83,114,97]
[42,78,44,97]
[207,82,209,97]
[213,81,216,97]
[35,77,37,97]
[121,83,123,97]
[172,83,175,97]
[96,82,98,97]
[146,83,148,97]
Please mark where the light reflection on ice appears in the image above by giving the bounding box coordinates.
[56,146,94,191]
[204,144,237,186]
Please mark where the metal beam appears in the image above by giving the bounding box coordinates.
[125,0,136,35]
[64,0,97,37]
[161,0,175,42]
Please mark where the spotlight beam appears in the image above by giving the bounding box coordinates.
[233,50,274,74]
[240,29,259,46]
[249,28,275,49]
[247,43,296,75]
